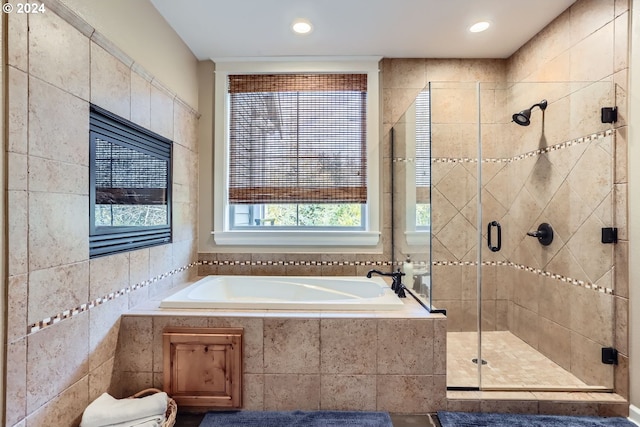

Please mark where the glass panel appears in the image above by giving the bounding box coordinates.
[428,81,481,389]
[390,86,432,312]
[479,81,615,390]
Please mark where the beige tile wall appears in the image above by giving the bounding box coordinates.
[5,3,199,426]
[114,313,447,413]
[501,0,628,392]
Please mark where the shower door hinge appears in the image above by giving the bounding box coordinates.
[601,227,618,244]
[601,107,618,123]
[602,347,618,365]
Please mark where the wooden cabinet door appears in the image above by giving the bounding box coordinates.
[163,327,243,409]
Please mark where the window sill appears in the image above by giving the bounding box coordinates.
[212,230,380,246]
[405,231,431,246]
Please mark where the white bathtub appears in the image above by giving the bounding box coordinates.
[159,275,405,311]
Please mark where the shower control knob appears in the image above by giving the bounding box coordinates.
[527,223,553,246]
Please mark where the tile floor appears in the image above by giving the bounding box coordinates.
[447,331,606,390]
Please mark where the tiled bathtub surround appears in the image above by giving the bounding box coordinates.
[115,298,447,413]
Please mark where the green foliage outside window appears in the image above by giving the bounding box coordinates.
[416,204,431,228]
[263,204,362,227]
[95,205,168,227]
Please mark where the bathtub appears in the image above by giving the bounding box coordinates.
[159,275,405,311]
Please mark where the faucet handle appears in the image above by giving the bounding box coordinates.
[390,269,405,292]
[527,223,553,246]
[392,270,407,298]
[396,286,406,298]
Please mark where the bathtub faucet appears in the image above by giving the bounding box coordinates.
[366,269,407,298]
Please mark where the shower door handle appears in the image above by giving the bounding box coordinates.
[487,221,502,252]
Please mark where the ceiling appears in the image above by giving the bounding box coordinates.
[150,0,576,61]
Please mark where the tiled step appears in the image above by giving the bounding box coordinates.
[446,390,628,417]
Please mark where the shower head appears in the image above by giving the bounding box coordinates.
[512,109,531,126]
[512,99,548,126]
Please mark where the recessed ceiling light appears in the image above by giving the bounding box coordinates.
[292,19,313,35]
[469,21,491,33]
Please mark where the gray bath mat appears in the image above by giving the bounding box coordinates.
[438,411,636,427]
[199,410,393,427]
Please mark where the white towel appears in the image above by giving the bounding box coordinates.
[103,414,164,427]
[80,392,167,427]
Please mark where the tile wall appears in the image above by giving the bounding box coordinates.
[503,0,629,393]
[5,2,199,426]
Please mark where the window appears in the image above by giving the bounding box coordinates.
[228,73,366,229]
[213,60,380,246]
[89,104,172,257]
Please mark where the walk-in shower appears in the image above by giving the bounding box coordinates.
[391,80,617,391]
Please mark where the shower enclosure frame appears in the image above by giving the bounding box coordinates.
[423,80,618,392]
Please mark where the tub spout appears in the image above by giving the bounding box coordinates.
[366,269,406,298]
[366,269,388,279]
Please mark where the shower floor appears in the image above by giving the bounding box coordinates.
[447,331,606,390]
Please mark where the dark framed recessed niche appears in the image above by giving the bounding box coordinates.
[89,104,173,258]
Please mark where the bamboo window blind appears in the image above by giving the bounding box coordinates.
[95,139,168,205]
[227,73,368,204]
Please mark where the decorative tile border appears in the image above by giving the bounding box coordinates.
[432,260,614,295]
[200,259,395,267]
[431,129,614,164]
[509,262,614,295]
[203,258,435,274]
[28,261,201,335]
[28,254,613,335]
